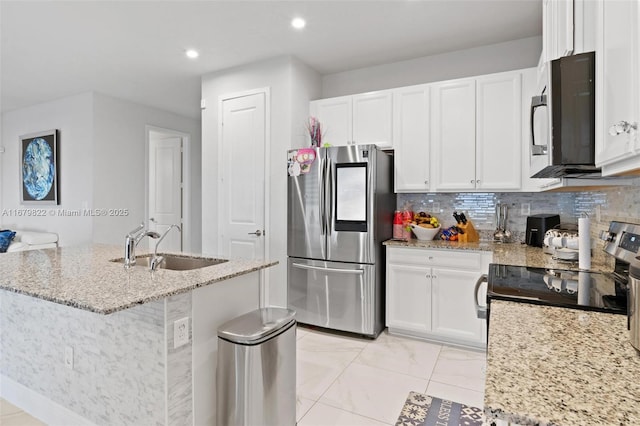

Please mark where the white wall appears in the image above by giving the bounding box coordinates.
[1,92,202,250]
[0,93,94,247]
[201,56,321,307]
[92,93,202,250]
[321,36,542,98]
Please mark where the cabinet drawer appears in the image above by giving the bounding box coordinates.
[387,247,483,270]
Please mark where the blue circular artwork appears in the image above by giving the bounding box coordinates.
[22,138,55,200]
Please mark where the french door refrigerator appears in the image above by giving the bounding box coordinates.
[287,144,393,337]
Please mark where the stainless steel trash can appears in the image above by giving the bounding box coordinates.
[216,307,296,426]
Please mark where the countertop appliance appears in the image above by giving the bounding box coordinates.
[530,51,598,178]
[526,213,560,247]
[475,221,640,331]
[287,145,393,337]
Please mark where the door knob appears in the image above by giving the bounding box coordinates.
[150,217,157,223]
[248,230,263,236]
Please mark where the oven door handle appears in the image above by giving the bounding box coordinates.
[474,274,488,320]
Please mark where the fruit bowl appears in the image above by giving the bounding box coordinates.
[410,224,441,240]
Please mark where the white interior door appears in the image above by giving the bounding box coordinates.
[149,136,182,252]
[219,93,265,260]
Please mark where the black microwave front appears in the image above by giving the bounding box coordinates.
[529,51,599,178]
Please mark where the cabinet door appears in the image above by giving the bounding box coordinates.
[311,96,352,147]
[431,79,476,191]
[430,268,486,345]
[476,72,522,190]
[393,85,430,192]
[544,0,575,62]
[596,0,640,170]
[352,91,393,147]
[386,262,431,335]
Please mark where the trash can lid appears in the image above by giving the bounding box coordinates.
[217,307,296,345]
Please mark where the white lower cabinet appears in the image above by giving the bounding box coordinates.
[386,246,491,349]
[386,262,432,334]
[431,268,486,344]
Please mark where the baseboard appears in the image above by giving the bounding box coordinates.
[0,375,96,426]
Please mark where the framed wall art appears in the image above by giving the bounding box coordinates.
[20,129,59,205]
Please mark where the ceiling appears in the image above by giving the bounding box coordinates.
[1,1,541,120]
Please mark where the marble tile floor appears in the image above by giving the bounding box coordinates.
[0,326,486,426]
[296,326,486,425]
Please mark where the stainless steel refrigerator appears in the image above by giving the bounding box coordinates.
[287,144,393,337]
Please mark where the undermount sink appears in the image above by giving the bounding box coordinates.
[112,254,228,271]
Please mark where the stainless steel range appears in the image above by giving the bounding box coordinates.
[475,221,640,325]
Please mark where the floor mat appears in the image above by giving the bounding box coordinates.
[395,391,484,426]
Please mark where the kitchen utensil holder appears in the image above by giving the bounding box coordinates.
[458,219,480,243]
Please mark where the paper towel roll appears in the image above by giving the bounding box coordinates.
[578,217,591,270]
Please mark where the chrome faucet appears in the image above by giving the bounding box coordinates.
[124,222,161,269]
[150,224,182,271]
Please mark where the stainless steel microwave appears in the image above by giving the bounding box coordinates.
[530,51,598,178]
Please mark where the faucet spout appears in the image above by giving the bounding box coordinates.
[150,224,182,271]
[124,223,161,269]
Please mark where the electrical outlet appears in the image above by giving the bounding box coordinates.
[521,203,531,216]
[174,317,190,349]
[64,346,74,370]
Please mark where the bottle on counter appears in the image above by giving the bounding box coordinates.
[393,211,404,239]
[402,209,414,240]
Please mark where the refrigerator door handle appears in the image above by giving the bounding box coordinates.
[325,158,332,236]
[320,157,326,236]
[291,262,364,275]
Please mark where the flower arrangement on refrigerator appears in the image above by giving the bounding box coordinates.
[306,116,323,147]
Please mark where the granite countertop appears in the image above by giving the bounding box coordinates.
[485,300,640,425]
[0,244,277,314]
[384,239,612,273]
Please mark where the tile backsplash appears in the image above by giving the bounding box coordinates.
[397,179,640,244]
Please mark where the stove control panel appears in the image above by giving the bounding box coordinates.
[603,221,640,264]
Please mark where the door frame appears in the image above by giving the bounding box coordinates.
[217,87,271,306]
[144,125,192,252]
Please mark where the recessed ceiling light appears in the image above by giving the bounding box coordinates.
[291,17,306,30]
[185,49,199,59]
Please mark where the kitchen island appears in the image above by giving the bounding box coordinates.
[0,244,277,426]
[485,300,640,425]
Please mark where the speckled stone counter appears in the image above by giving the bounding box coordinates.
[0,244,277,314]
[485,301,640,426]
[383,239,611,272]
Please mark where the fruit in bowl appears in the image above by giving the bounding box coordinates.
[409,223,441,240]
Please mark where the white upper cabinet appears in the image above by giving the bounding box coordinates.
[393,85,430,192]
[352,91,393,147]
[539,0,596,87]
[309,95,352,147]
[431,78,477,191]
[431,71,524,192]
[476,72,522,191]
[596,0,640,175]
[309,91,392,148]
